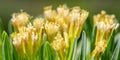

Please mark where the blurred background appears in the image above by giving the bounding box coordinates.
[0,0,120,33]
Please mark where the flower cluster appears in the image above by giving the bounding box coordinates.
[44,5,88,45]
[11,11,30,29]
[11,11,44,58]
[10,5,89,59]
[92,11,119,57]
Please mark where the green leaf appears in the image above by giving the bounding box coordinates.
[111,33,120,60]
[79,31,87,60]
[43,41,57,60]
[37,44,44,60]
[111,40,120,60]
[72,38,77,60]
[68,37,77,60]
[88,26,97,60]
[0,18,4,60]
[12,44,20,60]
[76,39,81,60]
[84,18,93,39]
[37,33,47,60]
[91,26,97,52]
[2,31,13,60]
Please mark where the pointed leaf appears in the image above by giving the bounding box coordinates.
[91,26,97,52]
[12,44,20,60]
[80,31,87,60]
[2,31,13,60]
[111,33,120,60]
[37,33,47,60]
[43,41,56,60]
[68,37,77,60]
[72,38,77,60]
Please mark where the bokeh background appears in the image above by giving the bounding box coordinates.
[0,0,120,33]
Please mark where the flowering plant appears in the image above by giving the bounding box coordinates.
[0,5,119,60]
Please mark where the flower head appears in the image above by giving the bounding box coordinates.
[68,7,89,39]
[44,6,56,22]
[11,22,44,57]
[92,10,119,57]
[57,5,69,17]
[51,32,66,52]
[45,22,60,42]
[94,10,119,32]
[33,18,44,30]
[11,11,30,28]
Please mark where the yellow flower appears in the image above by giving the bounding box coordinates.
[51,32,66,52]
[44,5,88,50]
[91,10,119,57]
[45,22,60,42]
[44,6,56,22]
[33,18,44,51]
[69,7,80,22]
[94,10,119,45]
[11,22,44,57]
[92,39,106,57]
[57,5,69,18]
[33,18,44,30]
[94,11,119,31]
[68,7,89,39]
[51,32,66,60]
[11,11,30,28]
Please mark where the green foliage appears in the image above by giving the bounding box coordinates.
[90,26,97,52]
[43,41,57,60]
[80,31,87,60]
[12,45,19,60]
[2,31,13,60]
[67,38,77,60]
[0,18,4,60]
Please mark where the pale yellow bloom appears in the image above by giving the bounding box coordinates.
[91,10,119,57]
[11,22,42,57]
[44,5,89,51]
[11,11,30,28]
[68,7,89,39]
[51,32,66,52]
[57,5,69,18]
[33,18,44,30]
[45,22,60,42]
[94,10,119,45]
[44,6,56,22]
[69,7,80,22]
[92,40,106,57]
[94,10,119,32]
